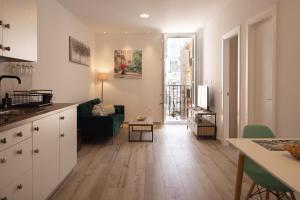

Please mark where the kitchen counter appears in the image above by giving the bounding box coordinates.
[0,103,78,132]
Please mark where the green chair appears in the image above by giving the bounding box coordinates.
[243,125,296,200]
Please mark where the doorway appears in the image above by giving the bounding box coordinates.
[246,7,277,132]
[163,34,195,124]
[222,27,241,141]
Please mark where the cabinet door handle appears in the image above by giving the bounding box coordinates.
[0,138,7,144]
[3,24,10,29]
[16,149,23,155]
[16,184,23,190]
[33,127,39,131]
[16,131,23,137]
[0,158,6,163]
[60,116,65,120]
[33,149,39,154]
[60,133,65,137]
[3,46,10,51]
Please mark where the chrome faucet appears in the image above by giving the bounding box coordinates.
[0,75,22,108]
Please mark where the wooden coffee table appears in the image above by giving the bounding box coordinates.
[128,117,153,142]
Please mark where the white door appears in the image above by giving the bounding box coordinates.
[59,108,77,181]
[248,15,275,131]
[33,114,60,200]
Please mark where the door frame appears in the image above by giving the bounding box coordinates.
[246,5,277,133]
[162,33,197,124]
[222,26,241,143]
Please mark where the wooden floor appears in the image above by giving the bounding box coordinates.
[50,125,285,200]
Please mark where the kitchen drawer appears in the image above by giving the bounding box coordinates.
[0,138,32,189]
[0,123,32,152]
[0,170,33,200]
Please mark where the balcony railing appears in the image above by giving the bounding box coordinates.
[165,85,192,120]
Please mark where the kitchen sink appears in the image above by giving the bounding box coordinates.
[0,108,49,126]
[0,109,47,116]
[0,109,24,115]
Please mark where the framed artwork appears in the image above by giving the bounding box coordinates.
[69,36,91,66]
[114,50,142,79]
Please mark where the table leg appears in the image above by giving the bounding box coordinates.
[234,153,245,200]
[151,125,153,142]
[128,125,130,141]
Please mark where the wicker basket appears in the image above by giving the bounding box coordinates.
[284,144,300,160]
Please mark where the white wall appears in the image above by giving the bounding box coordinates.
[32,0,97,103]
[200,0,300,139]
[276,0,300,138]
[95,33,163,122]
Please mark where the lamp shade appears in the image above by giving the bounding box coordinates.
[98,73,108,81]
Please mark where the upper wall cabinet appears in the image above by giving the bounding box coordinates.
[0,0,37,62]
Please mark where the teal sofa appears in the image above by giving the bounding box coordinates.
[77,98,124,141]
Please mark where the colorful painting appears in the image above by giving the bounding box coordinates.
[69,36,91,66]
[114,50,142,79]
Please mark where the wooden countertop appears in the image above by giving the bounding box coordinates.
[0,103,78,133]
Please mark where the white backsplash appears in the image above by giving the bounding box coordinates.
[0,62,34,100]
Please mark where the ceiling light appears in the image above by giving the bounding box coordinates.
[140,13,150,18]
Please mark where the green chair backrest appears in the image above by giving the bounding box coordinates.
[243,125,274,139]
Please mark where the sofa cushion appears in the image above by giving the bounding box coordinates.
[100,104,115,115]
[92,103,115,116]
[78,98,102,118]
[78,102,92,118]
[92,104,102,116]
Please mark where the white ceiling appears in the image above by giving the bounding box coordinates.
[58,0,232,33]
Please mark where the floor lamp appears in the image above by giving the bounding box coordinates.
[98,72,108,102]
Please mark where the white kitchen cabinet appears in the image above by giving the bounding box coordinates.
[59,108,77,181]
[0,0,37,61]
[0,123,32,152]
[33,114,60,200]
[0,106,77,200]
[0,138,32,189]
[0,170,33,200]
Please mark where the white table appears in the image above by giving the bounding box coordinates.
[227,138,300,200]
[128,117,153,142]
